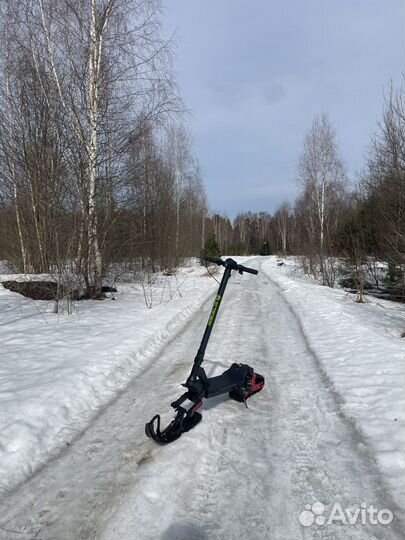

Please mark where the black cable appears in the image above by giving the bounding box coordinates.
[205,264,221,285]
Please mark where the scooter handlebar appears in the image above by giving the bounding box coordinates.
[203,256,224,266]
[238,264,258,275]
[203,256,258,275]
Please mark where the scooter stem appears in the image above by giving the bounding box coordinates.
[186,264,233,385]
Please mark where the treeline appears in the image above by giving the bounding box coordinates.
[0,0,206,297]
[202,210,290,256]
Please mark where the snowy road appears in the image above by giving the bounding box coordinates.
[1,259,403,540]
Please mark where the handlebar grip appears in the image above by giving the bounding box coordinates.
[203,256,224,266]
[239,265,258,275]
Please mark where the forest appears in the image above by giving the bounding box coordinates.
[0,0,404,302]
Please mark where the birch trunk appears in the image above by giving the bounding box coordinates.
[5,68,28,272]
[13,177,28,273]
[86,0,110,295]
[175,166,180,257]
[201,210,205,251]
[27,173,45,271]
[320,177,326,254]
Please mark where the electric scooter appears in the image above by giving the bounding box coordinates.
[145,256,265,444]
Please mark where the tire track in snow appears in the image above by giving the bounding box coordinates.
[258,264,405,540]
[0,294,217,540]
[262,267,405,533]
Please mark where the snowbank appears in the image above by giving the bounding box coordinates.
[0,266,216,493]
[263,257,405,507]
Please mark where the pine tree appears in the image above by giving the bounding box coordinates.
[200,233,221,263]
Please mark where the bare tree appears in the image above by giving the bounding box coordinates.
[0,0,181,294]
[298,112,347,281]
[360,81,405,292]
[274,202,291,254]
[0,0,70,273]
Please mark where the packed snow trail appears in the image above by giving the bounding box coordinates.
[0,259,403,540]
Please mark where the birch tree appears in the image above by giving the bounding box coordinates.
[0,0,67,272]
[31,0,176,295]
[274,202,291,254]
[298,112,347,276]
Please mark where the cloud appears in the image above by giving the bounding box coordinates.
[263,82,287,104]
[165,0,404,218]
[208,80,287,109]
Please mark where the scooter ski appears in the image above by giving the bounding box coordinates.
[145,256,265,444]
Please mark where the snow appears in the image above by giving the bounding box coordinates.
[0,273,56,282]
[0,256,404,540]
[262,257,405,509]
[0,265,217,494]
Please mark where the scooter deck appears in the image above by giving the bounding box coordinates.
[205,363,249,398]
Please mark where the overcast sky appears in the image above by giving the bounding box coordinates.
[164,1,404,219]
